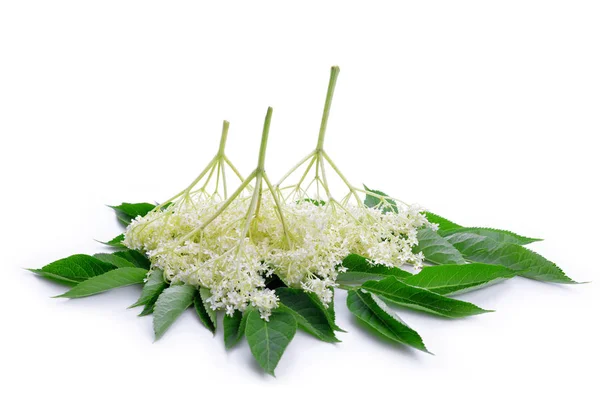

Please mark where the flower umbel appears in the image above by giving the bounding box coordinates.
[124,68,429,320]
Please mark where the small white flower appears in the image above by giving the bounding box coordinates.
[124,191,428,317]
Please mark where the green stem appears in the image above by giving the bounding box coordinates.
[218,120,230,156]
[316,66,340,152]
[275,150,315,187]
[180,171,256,242]
[322,151,362,204]
[221,159,228,198]
[263,173,292,247]
[224,156,246,184]
[257,107,273,172]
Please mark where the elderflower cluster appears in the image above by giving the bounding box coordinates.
[123,194,429,319]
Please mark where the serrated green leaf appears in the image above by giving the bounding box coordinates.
[338,253,412,282]
[94,250,150,270]
[110,202,156,226]
[403,263,516,295]
[414,227,466,265]
[424,212,462,231]
[361,276,491,318]
[439,227,541,246]
[153,284,196,340]
[114,250,150,270]
[276,288,339,343]
[245,309,297,376]
[30,254,117,285]
[200,288,216,326]
[424,211,541,245]
[99,233,126,249]
[30,271,79,286]
[93,253,136,269]
[363,185,398,214]
[347,289,430,353]
[139,300,157,316]
[305,291,345,332]
[223,311,245,349]
[445,232,577,283]
[129,269,167,312]
[56,267,147,298]
[193,288,216,334]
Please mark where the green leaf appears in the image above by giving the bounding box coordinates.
[223,311,245,349]
[94,253,136,269]
[305,291,345,332]
[110,202,156,226]
[114,250,150,269]
[361,276,491,318]
[440,227,541,246]
[424,212,462,231]
[94,250,150,270]
[323,295,340,332]
[56,267,147,298]
[445,232,577,283]
[99,233,126,249]
[363,185,398,213]
[298,198,326,206]
[347,289,430,353]
[338,253,412,282]
[424,211,541,245]
[414,227,466,265]
[153,284,196,340]
[193,288,216,334]
[139,301,157,316]
[245,309,297,376]
[129,269,167,312]
[30,254,117,285]
[276,288,339,343]
[403,263,516,295]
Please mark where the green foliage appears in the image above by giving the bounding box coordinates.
[403,263,516,295]
[444,232,577,283]
[94,253,136,269]
[424,212,462,231]
[223,311,245,349]
[347,289,429,353]
[56,267,147,298]
[439,227,541,246]
[276,288,340,343]
[337,254,412,282]
[153,284,196,340]
[414,227,466,265]
[245,309,297,376]
[99,234,126,249]
[193,288,216,334]
[363,185,398,213]
[299,198,326,206]
[94,250,150,270]
[113,250,151,269]
[109,202,156,226]
[361,276,491,318]
[305,291,344,332]
[129,269,167,316]
[30,254,117,285]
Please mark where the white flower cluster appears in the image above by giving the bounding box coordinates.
[123,193,429,320]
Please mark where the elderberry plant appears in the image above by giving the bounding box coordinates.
[30,66,580,376]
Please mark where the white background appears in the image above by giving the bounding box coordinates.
[1,1,598,398]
